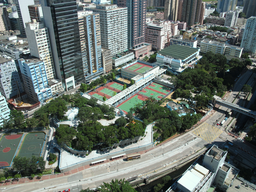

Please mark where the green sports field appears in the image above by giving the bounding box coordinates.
[110,83,123,91]
[100,88,116,96]
[18,132,46,158]
[118,95,145,113]
[92,93,105,101]
[149,83,170,94]
[139,89,165,100]
[136,66,152,73]
[126,64,142,71]
[0,134,23,167]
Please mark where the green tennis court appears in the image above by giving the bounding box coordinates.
[136,66,152,73]
[92,94,105,101]
[149,83,170,94]
[18,132,46,158]
[139,89,164,100]
[118,95,144,113]
[110,83,123,91]
[127,64,143,71]
[100,88,116,96]
[0,134,23,167]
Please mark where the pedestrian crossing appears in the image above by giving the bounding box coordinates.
[192,122,223,143]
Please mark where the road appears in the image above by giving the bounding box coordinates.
[1,69,256,192]
[1,133,207,192]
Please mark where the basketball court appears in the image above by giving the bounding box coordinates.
[18,132,46,158]
[0,134,23,167]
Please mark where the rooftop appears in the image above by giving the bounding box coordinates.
[0,57,12,63]
[158,44,199,60]
[208,145,225,160]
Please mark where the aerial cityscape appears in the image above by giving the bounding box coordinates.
[0,0,256,191]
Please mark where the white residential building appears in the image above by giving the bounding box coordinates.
[91,4,128,56]
[200,39,243,58]
[145,21,172,51]
[240,16,256,54]
[224,11,239,27]
[14,0,34,36]
[166,145,239,192]
[25,20,55,80]
[0,92,10,127]
[0,58,24,99]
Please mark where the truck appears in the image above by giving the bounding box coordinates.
[126,154,141,161]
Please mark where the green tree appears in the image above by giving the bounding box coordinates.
[130,79,135,85]
[123,84,127,90]
[239,12,246,18]
[78,107,93,122]
[79,83,87,92]
[243,84,252,94]
[26,117,37,129]
[55,125,77,147]
[49,153,57,161]
[0,176,5,182]
[113,91,117,96]
[103,78,107,84]
[10,110,25,129]
[112,72,116,80]
[115,117,127,127]
[99,179,136,192]
[103,95,107,101]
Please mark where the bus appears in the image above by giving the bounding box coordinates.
[110,153,126,160]
[220,120,225,126]
[90,159,106,166]
[126,154,141,161]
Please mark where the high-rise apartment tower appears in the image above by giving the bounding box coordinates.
[116,0,147,49]
[217,0,237,13]
[14,0,34,36]
[91,5,128,56]
[241,16,256,54]
[41,0,85,90]
[164,0,179,21]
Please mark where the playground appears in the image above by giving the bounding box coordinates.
[88,81,124,101]
[125,62,153,74]
[117,83,172,114]
[0,134,23,167]
[18,132,46,158]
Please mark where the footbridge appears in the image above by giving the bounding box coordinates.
[213,95,256,119]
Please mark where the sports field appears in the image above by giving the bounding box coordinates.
[125,62,153,74]
[148,83,171,94]
[89,81,124,101]
[0,134,23,167]
[117,83,172,113]
[139,89,164,100]
[18,132,46,158]
[117,94,147,114]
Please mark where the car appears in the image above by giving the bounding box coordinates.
[63,189,70,192]
[216,123,219,126]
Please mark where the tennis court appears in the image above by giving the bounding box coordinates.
[135,66,152,74]
[18,132,46,158]
[0,134,23,167]
[148,83,171,94]
[100,88,116,96]
[92,94,105,101]
[109,82,124,91]
[117,94,146,114]
[139,89,164,100]
[126,63,142,71]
